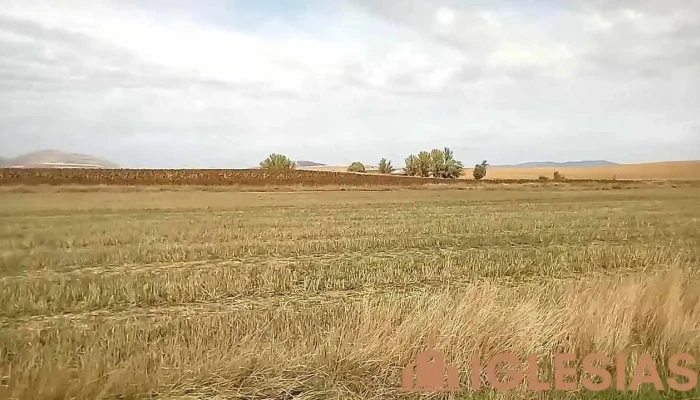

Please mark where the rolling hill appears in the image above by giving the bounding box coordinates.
[495,160,619,168]
[2,150,118,168]
[295,160,326,167]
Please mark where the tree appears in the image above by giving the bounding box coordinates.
[405,147,464,178]
[429,147,463,178]
[404,154,419,176]
[440,147,464,178]
[260,154,296,171]
[430,149,445,178]
[473,160,488,180]
[416,151,432,177]
[347,162,366,173]
[378,158,395,174]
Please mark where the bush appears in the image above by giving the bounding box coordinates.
[538,175,549,181]
[347,162,366,173]
[378,158,395,174]
[553,171,565,180]
[473,160,488,180]
[260,154,296,171]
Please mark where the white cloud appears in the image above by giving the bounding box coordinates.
[434,6,455,27]
[0,0,699,167]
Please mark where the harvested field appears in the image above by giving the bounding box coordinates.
[1,185,699,399]
[2,167,698,189]
[487,161,700,181]
[0,168,441,187]
[300,160,700,181]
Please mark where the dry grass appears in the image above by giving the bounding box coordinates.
[301,161,700,181]
[1,186,699,399]
[487,161,700,180]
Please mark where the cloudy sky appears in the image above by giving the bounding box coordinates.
[1,0,699,168]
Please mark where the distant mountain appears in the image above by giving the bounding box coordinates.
[496,160,619,168]
[295,160,326,167]
[2,149,118,168]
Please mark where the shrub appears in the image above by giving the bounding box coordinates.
[260,154,296,171]
[473,160,488,180]
[553,171,565,180]
[347,162,366,173]
[538,175,549,181]
[378,158,395,174]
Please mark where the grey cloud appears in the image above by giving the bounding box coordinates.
[0,14,315,101]
[1,0,699,168]
[573,0,697,14]
[348,0,501,54]
[349,0,700,84]
[567,0,700,77]
[581,18,700,79]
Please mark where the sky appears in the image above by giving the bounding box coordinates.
[1,0,699,168]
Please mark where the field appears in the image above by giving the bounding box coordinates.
[1,183,700,399]
[1,161,698,188]
[0,168,447,187]
[300,161,700,181]
[486,161,700,181]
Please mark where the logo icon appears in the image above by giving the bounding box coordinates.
[401,334,460,392]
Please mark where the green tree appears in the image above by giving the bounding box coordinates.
[260,154,296,171]
[378,158,395,174]
[473,160,488,180]
[428,147,463,178]
[430,149,446,178]
[416,151,432,177]
[405,148,464,178]
[347,162,366,173]
[441,147,464,178]
[404,154,419,176]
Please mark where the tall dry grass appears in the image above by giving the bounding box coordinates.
[1,187,699,399]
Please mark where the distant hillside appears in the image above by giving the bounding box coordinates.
[295,160,326,167]
[497,160,619,168]
[2,150,118,168]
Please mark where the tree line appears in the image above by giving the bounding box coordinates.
[259,148,490,180]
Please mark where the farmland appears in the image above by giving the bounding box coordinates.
[0,168,446,187]
[2,161,699,188]
[1,183,699,399]
[299,160,700,181]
